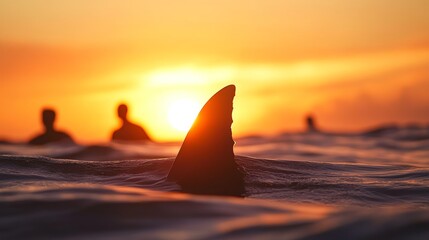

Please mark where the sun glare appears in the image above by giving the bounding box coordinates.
[167,98,201,132]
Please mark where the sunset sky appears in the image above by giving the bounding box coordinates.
[1,0,429,143]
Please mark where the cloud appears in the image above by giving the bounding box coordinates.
[315,78,429,130]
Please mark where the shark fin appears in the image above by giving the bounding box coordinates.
[168,85,244,196]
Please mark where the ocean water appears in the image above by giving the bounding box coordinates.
[1,126,429,239]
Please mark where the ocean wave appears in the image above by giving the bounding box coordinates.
[1,184,429,240]
[1,128,429,239]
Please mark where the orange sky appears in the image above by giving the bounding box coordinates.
[1,0,429,143]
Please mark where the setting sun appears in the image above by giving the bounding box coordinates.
[167,98,201,132]
[1,0,429,144]
[2,1,429,238]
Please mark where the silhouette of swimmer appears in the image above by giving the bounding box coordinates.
[28,109,74,145]
[111,104,152,142]
[306,114,318,132]
[168,85,244,196]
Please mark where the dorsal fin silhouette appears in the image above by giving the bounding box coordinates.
[168,85,244,196]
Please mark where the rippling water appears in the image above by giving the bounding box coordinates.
[1,127,429,239]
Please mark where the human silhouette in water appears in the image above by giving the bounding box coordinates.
[28,108,75,145]
[111,104,152,142]
[306,114,318,132]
